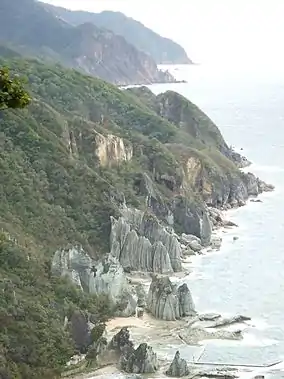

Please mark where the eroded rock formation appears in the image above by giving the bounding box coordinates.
[147,275,196,320]
[110,205,182,273]
[166,351,190,377]
[120,343,158,374]
[51,248,137,317]
[108,327,158,374]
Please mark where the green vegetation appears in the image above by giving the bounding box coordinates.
[0,67,31,109]
[0,56,241,377]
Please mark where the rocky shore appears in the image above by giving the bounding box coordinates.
[51,152,275,379]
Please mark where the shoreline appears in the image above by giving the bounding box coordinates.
[70,159,276,379]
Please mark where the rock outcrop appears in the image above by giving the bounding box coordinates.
[95,133,133,167]
[109,328,158,374]
[166,351,190,377]
[108,327,134,354]
[69,310,91,353]
[206,314,251,328]
[110,205,183,273]
[179,327,243,344]
[147,275,196,320]
[51,247,136,317]
[120,343,158,374]
[200,211,212,246]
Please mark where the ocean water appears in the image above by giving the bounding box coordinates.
[147,63,284,377]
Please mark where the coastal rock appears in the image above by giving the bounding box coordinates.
[200,211,212,246]
[188,240,202,252]
[210,234,222,250]
[199,313,221,322]
[166,351,190,377]
[110,204,182,273]
[147,275,196,320]
[120,343,158,374]
[181,234,201,246]
[179,327,243,344]
[109,327,158,373]
[51,248,136,317]
[207,314,251,328]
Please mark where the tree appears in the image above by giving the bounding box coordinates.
[0,67,31,110]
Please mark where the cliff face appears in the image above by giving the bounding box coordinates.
[0,0,175,85]
[42,4,193,65]
[0,56,273,375]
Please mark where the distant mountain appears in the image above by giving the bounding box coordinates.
[42,4,193,65]
[0,0,175,85]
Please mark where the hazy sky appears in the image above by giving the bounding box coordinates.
[42,0,284,65]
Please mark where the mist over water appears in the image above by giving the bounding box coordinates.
[148,64,284,373]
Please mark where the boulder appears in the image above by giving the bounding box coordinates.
[188,240,202,252]
[181,234,201,245]
[147,275,196,320]
[166,351,190,377]
[120,343,158,374]
[210,234,222,250]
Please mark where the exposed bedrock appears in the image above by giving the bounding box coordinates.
[147,274,196,320]
[51,247,137,317]
[109,327,158,374]
[110,205,183,273]
[120,342,159,374]
[166,351,190,377]
[179,327,243,345]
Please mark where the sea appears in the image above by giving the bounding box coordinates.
[96,63,284,378]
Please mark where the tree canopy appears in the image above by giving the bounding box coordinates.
[0,67,31,110]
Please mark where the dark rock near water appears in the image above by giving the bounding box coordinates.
[166,351,190,377]
[109,327,158,373]
[147,275,196,320]
[120,342,158,374]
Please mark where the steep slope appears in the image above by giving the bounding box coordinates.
[43,4,193,65]
[0,56,269,377]
[0,0,174,85]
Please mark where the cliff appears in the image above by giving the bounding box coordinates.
[0,56,273,377]
[0,0,175,85]
[43,4,193,65]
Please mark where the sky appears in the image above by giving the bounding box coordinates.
[42,0,284,65]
